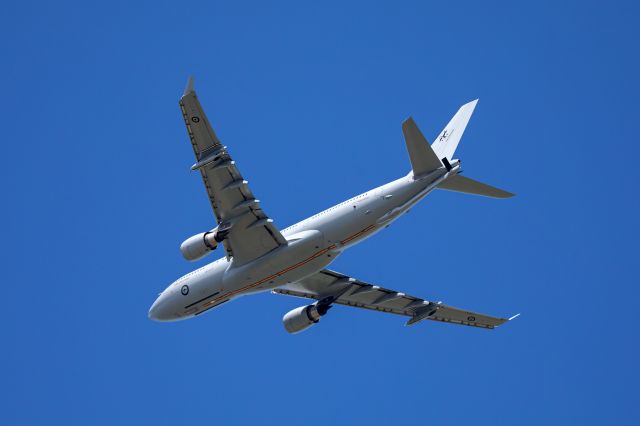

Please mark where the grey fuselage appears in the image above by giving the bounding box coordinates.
[148,163,458,321]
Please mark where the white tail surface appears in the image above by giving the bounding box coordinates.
[432,99,478,161]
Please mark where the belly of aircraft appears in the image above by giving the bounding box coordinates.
[184,215,390,318]
[219,229,336,296]
[235,249,338,295]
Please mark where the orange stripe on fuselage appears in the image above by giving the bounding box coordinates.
[340,225,375,245]
[200,225,376,309]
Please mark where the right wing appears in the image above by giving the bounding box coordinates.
[179,78,287,265]
[273,269,515,329]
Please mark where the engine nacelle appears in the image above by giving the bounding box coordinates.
[180,228,225,261]
[282,303,330,334]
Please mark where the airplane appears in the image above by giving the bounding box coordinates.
[148,78,518,333]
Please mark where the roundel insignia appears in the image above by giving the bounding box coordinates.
[181,285,189,296]
[191,116,200,123]
[467,316,476,322]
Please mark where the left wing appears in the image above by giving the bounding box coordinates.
[273,269,515,329]
[179,78,287,265]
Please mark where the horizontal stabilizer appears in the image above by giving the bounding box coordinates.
[438,175,514,198]
[402,117,443,176]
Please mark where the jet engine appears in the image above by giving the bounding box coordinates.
[180,226,229,261]
[282,303,331,334]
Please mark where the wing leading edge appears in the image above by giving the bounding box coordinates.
[273,269,515,329]
[179,78,287,265]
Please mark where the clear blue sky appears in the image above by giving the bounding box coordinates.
[2,1,638,425]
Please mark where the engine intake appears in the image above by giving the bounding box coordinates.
[180,227,228,261]
[282,303,331,334]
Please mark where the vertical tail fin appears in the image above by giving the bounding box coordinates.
[402,99,514,198]
[432,99,478,161]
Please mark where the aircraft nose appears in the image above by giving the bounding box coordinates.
[148,302,160,320]
[148,296,175,322]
